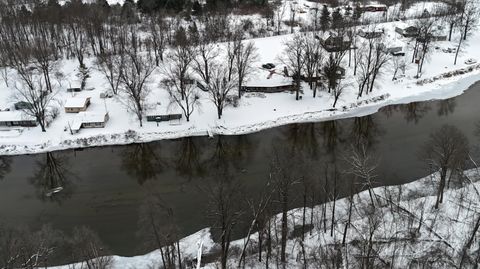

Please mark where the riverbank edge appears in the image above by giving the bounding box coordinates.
[48,167,480,269]
[2,70,480,156]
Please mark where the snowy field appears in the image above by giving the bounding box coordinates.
[1,4,480,156]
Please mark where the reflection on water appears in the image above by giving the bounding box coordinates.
[122,143,165,185]
[0,156,11,180]
[437,99,457,117]
[1,82,480,257]
[30,152,74,204]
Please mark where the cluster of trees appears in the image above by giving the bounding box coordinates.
[0,223,112,269]
[109,123,478,269]
[0,0,261,130]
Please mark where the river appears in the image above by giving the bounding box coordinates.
[1,81,479,262]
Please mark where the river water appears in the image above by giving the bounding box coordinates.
[1,82,479,260]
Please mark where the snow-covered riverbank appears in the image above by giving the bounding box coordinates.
[1,67,479,156]
[49,167,480,268]
[1,17,480,156]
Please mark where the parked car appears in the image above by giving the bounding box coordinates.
[465,58,477,65]
[100,91,114,98]
[262,63,276,69]
[442,47,456,53]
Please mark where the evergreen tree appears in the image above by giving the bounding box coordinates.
[331,8,344,29]
[320,5,331,32]
[353,5,363,22]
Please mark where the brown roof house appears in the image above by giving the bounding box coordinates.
[321,33,352,52]
[64,97,91,113]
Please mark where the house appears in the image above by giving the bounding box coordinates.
[362,4,388,12]
[146,114,182,122]
[64,97,91,113]
[0,111,37,127]
[321,34,352,52]
[14,101,33,110]
[242,67,295,93]
[395,26,419,38]
[387,46,405,56]
[66,87,82,92]
[358,28,384,39]
[70,112,109,133]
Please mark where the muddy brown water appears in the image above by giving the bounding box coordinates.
[1,81,479,261]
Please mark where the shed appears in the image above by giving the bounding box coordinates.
[146,114,182,122]
[64,97,91,113]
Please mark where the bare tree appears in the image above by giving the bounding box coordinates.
[119,50,155,127]
[204,175,244,269]
[163,42,200,122]
[138,189,182,269]
[193,33,220,85]
[331,79,348,108]
[273,0,287,35]
[303,33,324,97]
[14,73,55,132]
[164,78,200,122]
[344,143,379,208]
[96,52,124,95]
[68,226,112,269]
[281,34,306,101]
[0,224,66,269]
[234,39,258,99]
[270,147,301,264]
[205,62,237,119]
[322,50,346,95]
[420,124,469,209]
[147,13,168,66]
[164,30,196,101]
[454,0,478,65]
[413,18,435,77]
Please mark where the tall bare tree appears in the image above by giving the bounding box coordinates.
[14,73,55,132]
[205,62,237,119]
[119,49,155,127]
[205,175,244,269]
[281,34,306,101]
[420,124,469,209]
[234,38,258,99]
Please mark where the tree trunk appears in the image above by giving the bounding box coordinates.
[280,190,288,264]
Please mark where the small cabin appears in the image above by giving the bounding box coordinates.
[71,112,109,133]
[321,35,352,52]
[395,26,419,38]
[147,114,182,122]
[0,111,37,127]
[66,87,83,92]
[362,5,387,12]
[64,97,91,113]
[358,29,384,39]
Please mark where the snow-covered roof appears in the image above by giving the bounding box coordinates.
[76,111,108,123]
[64,97,90,108]
[244,67,293,88]
[0,111,35,122]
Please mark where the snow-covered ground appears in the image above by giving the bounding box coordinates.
[1,5,479,156]
[48,167,480,268]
